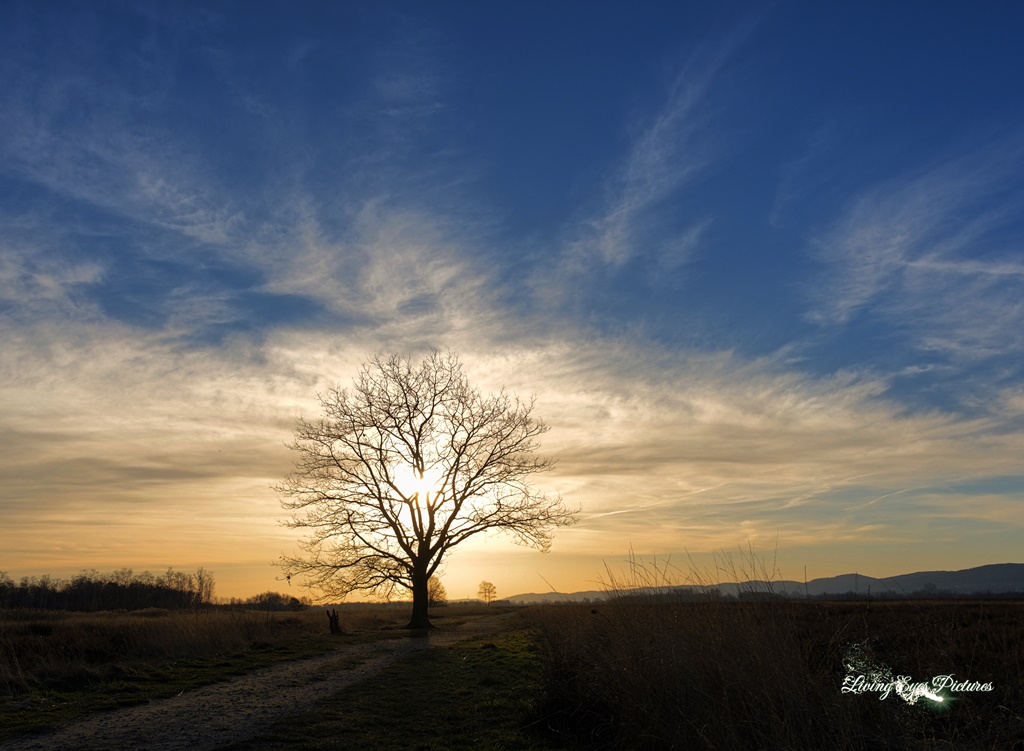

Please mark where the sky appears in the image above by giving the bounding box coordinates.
[2,1,1023,601]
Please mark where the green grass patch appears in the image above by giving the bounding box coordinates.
[227,630,560,751]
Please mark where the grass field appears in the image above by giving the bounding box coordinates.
[225,628,552,751]
[529,597,1024,749]
[3,600,1022,749]
[0,605,410,740]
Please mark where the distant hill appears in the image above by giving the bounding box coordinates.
[505,589,608,604]
[506,563,1024,603]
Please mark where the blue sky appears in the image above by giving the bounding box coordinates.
[2,2,1023,599]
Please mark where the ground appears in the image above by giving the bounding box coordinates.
[1,611,540,751]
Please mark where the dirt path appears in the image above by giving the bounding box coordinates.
[1,613,519,751]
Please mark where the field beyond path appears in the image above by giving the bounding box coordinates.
[1,612,519,751]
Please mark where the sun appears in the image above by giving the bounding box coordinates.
[392,463,444,501]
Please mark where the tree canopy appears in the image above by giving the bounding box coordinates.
[278,351,576,627]
[478,580,497,605]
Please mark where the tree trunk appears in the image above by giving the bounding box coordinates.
[406,565,432,629]
[327,607,341,634]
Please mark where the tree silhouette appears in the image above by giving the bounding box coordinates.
[427,575,447,607]
[278,351,576,628]
[478,580,497,605]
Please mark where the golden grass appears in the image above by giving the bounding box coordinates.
[0,604,421,697]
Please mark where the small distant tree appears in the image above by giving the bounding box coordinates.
[478,580,497,605]
[427,575,447,607]
[193,567,216,607]
[0,571,12,609]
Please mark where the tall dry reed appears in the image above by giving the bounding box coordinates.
[0,608,320,695]
[529,553,1021,750]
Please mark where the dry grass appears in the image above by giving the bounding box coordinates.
[528,557,1024,750]
[2,609,293,695]
[0,605,418,698]
[0,604,426,740]
[226,628,552,751]
[0,601,511,699]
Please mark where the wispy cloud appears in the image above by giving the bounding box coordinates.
[0,39,245,250]
[7,315,1019,586]
[534,24,758,311]
[0,10,510,586]
[0,239,104,317]
[0,7,502,353]
[806,138,1024,361]
[454,341,1024,561]
[3,5,1022,598]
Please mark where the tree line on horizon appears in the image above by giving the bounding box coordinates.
[0,568,216,612]
[223,590,313,611]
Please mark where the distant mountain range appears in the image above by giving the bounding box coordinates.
[506,563,1024,603]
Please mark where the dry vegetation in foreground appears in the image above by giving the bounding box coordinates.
[0,604,417,740]
[528,562,1024,750]
[226,627,552,751]
[3,582,1021,750]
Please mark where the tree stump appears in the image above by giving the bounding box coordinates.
[326,607,341,634]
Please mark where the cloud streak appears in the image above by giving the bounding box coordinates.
[458,342,1024,561]
[807,138,1024,362]
[533,24,761,316]
[2,5,1023,598]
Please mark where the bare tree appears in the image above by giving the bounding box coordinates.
[478,580,497,605]
[278,351,576,628]
[427,575,447,607]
